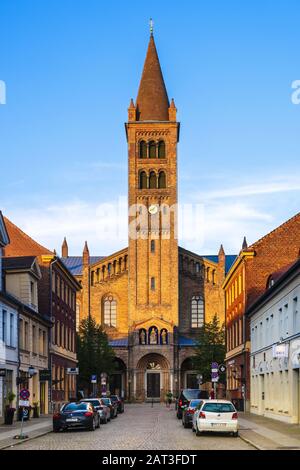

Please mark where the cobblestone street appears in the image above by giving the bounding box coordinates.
[8,404,253,451]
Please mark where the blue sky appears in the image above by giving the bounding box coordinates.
[1,0,300,256]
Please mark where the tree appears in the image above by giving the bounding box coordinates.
[193,314,226,384]
[77,316,116,394]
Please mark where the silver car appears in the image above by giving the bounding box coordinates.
[80,398,111,424]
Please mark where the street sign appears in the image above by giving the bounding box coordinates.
[219,364,226,374]
[0,368,6,377]
[20,389,30,400]
[66,368,79,375]
[212,377,219,383]
[19,400,30,407]
[91,374,97,384]
[40,369,51,381]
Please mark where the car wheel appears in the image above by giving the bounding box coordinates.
[184,420,189,429]
[96,416,100,428]
[233,431,239,437]
[192,426,196,433]
[176,412,181,420]
[103,416,107,424]
[53,426,60,433]
[89,419,96,431]
[196,423,201,436]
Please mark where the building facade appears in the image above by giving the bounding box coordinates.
[62,34,236,401]
[0,212,18,423]
[3,256,51,414]
[247,258,300,424]
[223,214,300,410]
[3,217,81,411]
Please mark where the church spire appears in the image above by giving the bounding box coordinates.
[136,32,170,121]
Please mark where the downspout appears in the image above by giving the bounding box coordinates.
[49,256,58,413]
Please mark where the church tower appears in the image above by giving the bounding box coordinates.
[126,32,179,329]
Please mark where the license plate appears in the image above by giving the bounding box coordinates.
[66,418,78,422]
[212,423,225,427]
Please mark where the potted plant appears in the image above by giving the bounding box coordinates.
[4,392,16,425]
[33,401,40,418]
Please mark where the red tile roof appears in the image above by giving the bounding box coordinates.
[3,216,53,257]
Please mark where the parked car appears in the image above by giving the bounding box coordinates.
[192,400,238,436]
[53,402,100,432]
[80,398,111,424]
[182,399,202,428]
[101,397,118,419]
[176,389,209,419]
[110,395,124,413]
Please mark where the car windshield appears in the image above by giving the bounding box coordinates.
[110,396,118,401]
[101,398,110,405]
[63,403,88,411]
[189,400,201,408]
[81,400,100,407]
[202,403,235,413]
[183,390,205,400]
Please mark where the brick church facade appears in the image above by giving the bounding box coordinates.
[63,33,235,401]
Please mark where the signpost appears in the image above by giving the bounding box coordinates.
[14,389,30,440]
[211,362,219,398]
[101,372,107,396]
[39,369,51,382]
[91,374,97,396]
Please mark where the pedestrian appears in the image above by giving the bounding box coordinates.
[209,388,215,400]
[165,391,173,408]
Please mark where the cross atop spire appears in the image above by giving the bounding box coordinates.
[150,18,154,36]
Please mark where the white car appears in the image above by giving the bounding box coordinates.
[192,399,238,437]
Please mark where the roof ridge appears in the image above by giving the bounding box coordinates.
[249,212,300,249]
[4,216,53,255]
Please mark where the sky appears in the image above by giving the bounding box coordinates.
[0,0,300,257]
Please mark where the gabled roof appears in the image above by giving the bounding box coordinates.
[249,212,300,249]
[3,216,53,257]
[3,256,42,279]
[0,211,10,248]
[136,34,170,121]
[61,256,104,276]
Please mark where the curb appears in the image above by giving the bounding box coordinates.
[239,432,264,451]
[0,428,52,450]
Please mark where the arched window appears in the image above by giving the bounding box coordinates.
[149,141,156,158]
[158,140,166,158]
[149,171,157,189]
[191,295,204,328]
[139,171,147,189]
[139,140,147,158]
[103,296,117,327]
[158,171,166,188]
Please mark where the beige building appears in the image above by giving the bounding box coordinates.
[247,258,300,424]
[3,256,51,414]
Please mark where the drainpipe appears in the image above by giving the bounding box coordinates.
[49,256,58,413]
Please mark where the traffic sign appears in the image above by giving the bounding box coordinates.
[219,364,226,374]
[20,389,30,400]
[91,374,97,384]
[212,377,219,383]
[67,368,79,375]
[19,400,30,407]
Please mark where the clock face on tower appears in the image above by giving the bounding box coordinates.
[148,204,158,215]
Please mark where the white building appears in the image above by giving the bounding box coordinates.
[0,212,19,422]
[248,258,300,424]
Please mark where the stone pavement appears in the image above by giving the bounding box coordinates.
[0,415,52,449]
[5,404,253,451]
[239,412,300,450]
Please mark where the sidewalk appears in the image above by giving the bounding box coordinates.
[0,415,52,449]
[239,412,300,450]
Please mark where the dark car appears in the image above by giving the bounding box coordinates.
[176,389,209,419]
[53,402,100,432]
[80,398,111,424]
[110,395,124,413]
[182,399,202,428]
[101,397,118,419]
